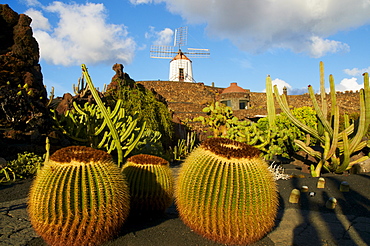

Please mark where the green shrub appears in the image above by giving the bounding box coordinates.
[225,106,318,160]
[129,129,170,159]
[105,75,174,148]
[193,102,238,138]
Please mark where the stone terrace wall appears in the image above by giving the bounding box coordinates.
[235,91,361,120]
[137,81,219,103]
[137,80,362,123]
[137,81,220,120]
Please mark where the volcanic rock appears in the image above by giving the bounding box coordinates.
[0,4,49,143]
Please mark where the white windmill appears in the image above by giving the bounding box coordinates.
[150,27,210,82]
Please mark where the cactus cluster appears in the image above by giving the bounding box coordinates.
[52,98,145,164]
[194,101,239,137]
[175,138,278,245]
[227,115,303,160]
[28,146,130,246]
[273,62,370,176]
[172,131,198,161]
[122,154,174,214]
[51,65,146,167]
[198,85,312,160]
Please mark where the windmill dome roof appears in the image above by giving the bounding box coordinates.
[221,82,246,94]
[171,49,191,62]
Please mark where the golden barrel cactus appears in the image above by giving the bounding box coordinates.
[175,138,278,245]
[122,154,174,213]
[28,146,130,246]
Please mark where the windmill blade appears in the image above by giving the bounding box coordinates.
[185,48,210,58]
[174,26,188,48]
[150,45,176,59]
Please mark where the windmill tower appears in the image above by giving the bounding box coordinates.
[150,27,210,82]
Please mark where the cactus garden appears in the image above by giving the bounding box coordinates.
[2,58,370,245]
[0,11,370,242]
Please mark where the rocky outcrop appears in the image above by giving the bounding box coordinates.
[0,4,48,143]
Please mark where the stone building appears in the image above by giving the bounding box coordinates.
[219,82,251,111]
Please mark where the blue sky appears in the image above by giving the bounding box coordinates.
[9,0,370,96]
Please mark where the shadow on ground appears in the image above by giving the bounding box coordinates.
[276,171,370,245]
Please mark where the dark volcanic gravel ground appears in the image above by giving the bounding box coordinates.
[1,163,370,246]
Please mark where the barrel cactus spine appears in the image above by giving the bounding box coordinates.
[122,154,174,214]
[176,138,278,245]
[28,146,130,246]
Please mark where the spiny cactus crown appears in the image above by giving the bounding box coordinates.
[50,146,112,163]
[127,154,168,165]
[201,138,260,159]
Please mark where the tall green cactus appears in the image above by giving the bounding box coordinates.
[122,154,174,213]
[273,62,370,176]
[176,138,278,245]
[266,75,276,129]
[28,146,130,246]
[82,64,147,166]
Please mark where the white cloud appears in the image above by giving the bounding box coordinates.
[26,2,136,66]
[129,0,153,4]
[23,0,41,7]
[155,28,174,45]
[344,67,370,76]
[307,36,350,58]
[140,0,370,57]
[145,26,174,45]
[335,77,363,92]
[263,78,291,94]
[271,78,291,95]
[289,88,310,95]
[264,78,308,95]
[25,9,50,30]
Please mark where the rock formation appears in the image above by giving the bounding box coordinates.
[0,4,49,147]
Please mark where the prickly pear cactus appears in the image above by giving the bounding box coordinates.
[175,138,278,245]
[28,146,130,246]
[122,154,174,213]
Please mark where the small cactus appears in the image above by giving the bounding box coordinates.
[175,138,278,245]
[28,146,130,246]
[122,154,174,214]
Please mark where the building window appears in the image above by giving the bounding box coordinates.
[239,100,248,109]
[221,100,231,107]
[179,68,184,81]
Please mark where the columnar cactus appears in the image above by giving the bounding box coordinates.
[266,75,276,129]
[175,138,278,245]
[28,146,130,246]
[80,64,146,167]
[122,154,174,213]
[273,62,370,176]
